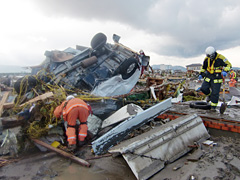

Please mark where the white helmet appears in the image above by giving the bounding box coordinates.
[205,46,216,60]
[66,95,75,101]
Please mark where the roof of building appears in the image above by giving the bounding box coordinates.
[186,63,202,67]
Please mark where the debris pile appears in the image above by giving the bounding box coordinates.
[1,32,240,180]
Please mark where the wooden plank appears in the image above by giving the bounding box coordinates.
[32,139,90,167]
[20,92,54,107]
[0,116,25,129]
[0,91,10,116]
[3,102,14,109]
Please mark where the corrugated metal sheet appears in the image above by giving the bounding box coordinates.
[109,114,210,180]
[92,98,172,155]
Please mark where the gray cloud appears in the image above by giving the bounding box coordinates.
[33,0,240,58]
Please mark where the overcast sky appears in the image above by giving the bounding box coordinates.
[1,0,240,68]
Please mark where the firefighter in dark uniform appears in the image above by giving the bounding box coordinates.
[198,46,232,110]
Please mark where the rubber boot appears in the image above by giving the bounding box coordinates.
[78,140,86,147]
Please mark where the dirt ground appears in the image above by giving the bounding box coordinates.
[153,130,240,180]
[1,104,240,180]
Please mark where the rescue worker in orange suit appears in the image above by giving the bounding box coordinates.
[54,95,90,150]
[198,46,232,111]
[229,69,237,87]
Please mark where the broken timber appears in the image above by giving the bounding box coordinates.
[3,102,14,109]
[0,116,25,129]
[32,139,90,167]
[0,91,10,116]
[109,114,210,180]
[92,97,172,155]
[20,92,54,107]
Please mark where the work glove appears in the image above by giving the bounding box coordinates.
[198,75,203,80]
[221,71,227,77]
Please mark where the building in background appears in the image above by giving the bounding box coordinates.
[186,63,202,77]
[186,63,202,72]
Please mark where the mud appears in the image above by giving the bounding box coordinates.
[0,146,135,180]
[152,135,240,180]
[1,104,240,180]
[1,132,240,180]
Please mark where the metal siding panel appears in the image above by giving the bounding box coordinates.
[109,114,210,180]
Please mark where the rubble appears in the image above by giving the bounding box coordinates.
[92,98,172,155]
[101,103,143,128]
[0,32,240,179]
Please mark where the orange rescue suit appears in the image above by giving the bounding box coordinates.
[54,98,90,145]
[229,70,237,87]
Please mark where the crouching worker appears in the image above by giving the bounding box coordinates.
[54,95,90,150]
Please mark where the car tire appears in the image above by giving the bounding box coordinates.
[114,57,139,79]
[91,33,107,50]
[189,101,211,110]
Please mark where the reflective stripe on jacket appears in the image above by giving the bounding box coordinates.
[201,53,232,74]
[200,53,232,82]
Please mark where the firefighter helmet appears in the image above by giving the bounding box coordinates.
[205,46,216,60]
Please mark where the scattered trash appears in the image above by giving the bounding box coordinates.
[202,140,217,146]
[189,174,198,180]
[51,141,60,148]
[172,163,183,171]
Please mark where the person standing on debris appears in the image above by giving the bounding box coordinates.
[198,46,232,110]
[54,95,91,150]
[229,69,237,87]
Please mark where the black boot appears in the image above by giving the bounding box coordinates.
[78,140,86,147]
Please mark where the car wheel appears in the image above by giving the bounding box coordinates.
[114,57,139,80]
[91,33,107,50]
[189,101,211,110]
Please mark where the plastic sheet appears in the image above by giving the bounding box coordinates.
[91,68,141,97]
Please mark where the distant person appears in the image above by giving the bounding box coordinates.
[229,69,238,87]
[54,95,91,150]
[139,50,150,78]
[198,46,232,111]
